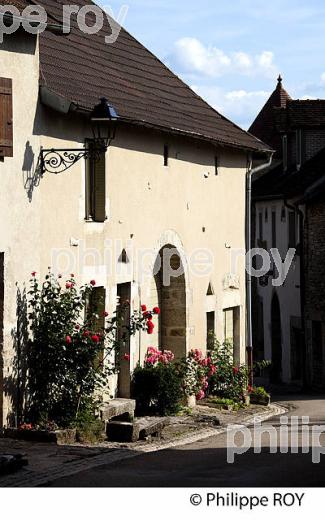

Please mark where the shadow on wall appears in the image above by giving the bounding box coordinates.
[3,287,29,427]
[22,141,42,201]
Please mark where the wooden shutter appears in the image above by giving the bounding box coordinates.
[0,78,13,157]
[94,152,106,222]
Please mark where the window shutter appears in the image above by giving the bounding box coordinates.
[94,152,106,222]
[0,78,13,157]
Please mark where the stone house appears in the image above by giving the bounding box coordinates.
[250,76,325,387]
[0,0,270,426]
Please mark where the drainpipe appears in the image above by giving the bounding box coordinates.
[246,152,274,387]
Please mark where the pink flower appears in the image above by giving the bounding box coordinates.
[66,335,72,345]
[90,280,96,286]
[146,355,157,365]
[91,334,100,343]
[66,282,73,289]
[123,353,131,361]
[196,390,205,401]
[208,365,216,377]
[141,304,147,312]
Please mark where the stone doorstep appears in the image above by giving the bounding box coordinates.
[100,398,136,422]
[106,417,169,443]
[3,428,77,446]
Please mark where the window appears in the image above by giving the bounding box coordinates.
[296,129,302,170]
[224,307,240,362]
[312,321,323,364]
[85,140,106,222]
[272,211,277,248]
[206,311,215,350]
[258,212,263,241]
[215,155,219,176]
[0,78,13,158]
[288,211,296,248]
[163,145,169,166]
[282,135,288,171]
[88,287,106,367]
[265,208,268,223]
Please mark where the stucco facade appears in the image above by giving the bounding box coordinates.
[0,30,252,427]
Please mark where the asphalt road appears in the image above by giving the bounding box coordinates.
[46,395,325,487]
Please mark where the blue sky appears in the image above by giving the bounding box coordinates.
[100,0,325,129]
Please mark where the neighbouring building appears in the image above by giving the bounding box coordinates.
[0,0,270,426]
[250,76,325,388]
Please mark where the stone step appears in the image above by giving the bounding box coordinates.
[106,417,169,443]
[100,398,136,423]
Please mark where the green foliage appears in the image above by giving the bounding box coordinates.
[132,362,182,416]
[208,338,248,402]
[24,271,148,428]
[249,386,270,398]
[207,397,244,411]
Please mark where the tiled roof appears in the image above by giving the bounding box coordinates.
[284,100,325,128]
[22,0,270,153]
[253,146,325,200]
[249,76,291,155]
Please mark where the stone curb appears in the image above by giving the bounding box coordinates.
[0,403,287,487]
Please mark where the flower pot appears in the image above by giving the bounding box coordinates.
[186,395,197,408]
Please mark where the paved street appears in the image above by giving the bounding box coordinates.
[46,395,325,487]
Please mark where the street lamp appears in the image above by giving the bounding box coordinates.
[39,98,119,175]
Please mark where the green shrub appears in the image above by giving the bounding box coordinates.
[208,339,248,402]
[132,362,182,416]
[249,386,270,398]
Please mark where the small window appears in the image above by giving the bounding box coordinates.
[207,311,215,350]
[272,211,277,248]
[288,211,296,248]
[0,77,13,158]
[224,307,240,362]
[163,145,169,166]
[296,129,302,170]
[118,249,129,263]
[85,140,106,222]
[215,155,219,176]
[282,135,288,171]
[258,212,263,241]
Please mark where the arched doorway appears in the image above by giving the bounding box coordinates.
[271,293,282,382]
[154,245,187,359]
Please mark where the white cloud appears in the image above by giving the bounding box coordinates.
[170,37,278,79]
[191,85,270,129]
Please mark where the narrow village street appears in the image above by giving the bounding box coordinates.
[45,394,325,487]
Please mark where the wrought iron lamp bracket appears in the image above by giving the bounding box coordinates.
[39,144,107,175]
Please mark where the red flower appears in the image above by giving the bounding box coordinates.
[66,282,73,289]
[90,280,96,286]
[233,367,239,375]
[83,330,90,337]
[70,274,75,278]
[91,334,100,343]
[147,321,155,335]
[102,311,109,317]
[141,304,147,312]
[31,271,36,277]
[123,353,131,361]
[144,312,152,320]
[66,335,72,345]
[153,307,160,315]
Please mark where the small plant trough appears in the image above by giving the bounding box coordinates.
[3,428,77,445]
